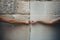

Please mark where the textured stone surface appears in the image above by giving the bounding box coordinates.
[0,1,30,14]
[0,0,16,13]
[16,1,30,14]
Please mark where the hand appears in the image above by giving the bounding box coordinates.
[30,20,38,24]
[22,20,38,24]
[24,20,30,24]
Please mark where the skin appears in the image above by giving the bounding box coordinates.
[31,17,60,24]
[0,16,60,24]
[0,16,29,24]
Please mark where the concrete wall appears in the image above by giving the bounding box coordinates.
[0,0,16,13]
[0,1,60,40]
[16,1,30,14]
[30,1,60,40]
[0,14,30,40]
[0,1,30,40]
[30,0,60,1]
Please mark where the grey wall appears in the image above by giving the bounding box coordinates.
[30,1,60,40]
[30,0,60,1]
[0,1,30,40]
[0,14,30,40]
[0,1,60,40]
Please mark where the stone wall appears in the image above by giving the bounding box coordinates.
[0,1,60,40]
[0,1,30,40]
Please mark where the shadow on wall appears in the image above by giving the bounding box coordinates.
[0,22,30,40]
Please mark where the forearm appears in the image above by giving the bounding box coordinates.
[0,16,26,24]
[38,20,52,24]
[38,18,60,24]
[9,20,26,24]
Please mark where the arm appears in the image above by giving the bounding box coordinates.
[0,16,29,24]
[38,20,52,24]
[38,18,60,24]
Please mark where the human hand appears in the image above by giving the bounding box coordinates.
[23,20,30,24]
[30,20,38,24]
[22,20,38,24]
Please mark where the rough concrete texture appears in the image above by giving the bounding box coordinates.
[16,1,30,14]
[0,1,29,14]
[0,0,16,13]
